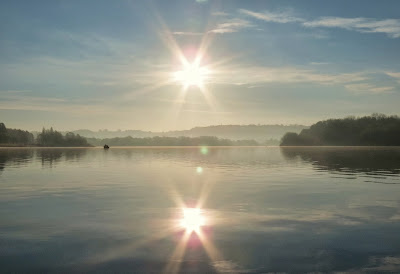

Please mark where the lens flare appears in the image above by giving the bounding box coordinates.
[200,146,209,155]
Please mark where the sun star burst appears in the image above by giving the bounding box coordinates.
[180,208,205,232]
[173,63,210,88]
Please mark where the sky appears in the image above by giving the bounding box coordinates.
[1,0,400,131]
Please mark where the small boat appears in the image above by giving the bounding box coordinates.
[104,144,110,149]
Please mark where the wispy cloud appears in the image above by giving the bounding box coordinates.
[310,62,330,65]
[239,9,304,24]
[1,90,32,94]
[209,19,254,34]
[385,71,400,85]
[172,31,204,36]
[211,66,367,86]
[345,83,394,94]
[304,17,400,38]
[212,12,229,17]
[216,66,397,95]
[239,9,400,38]
[0,93,111,114]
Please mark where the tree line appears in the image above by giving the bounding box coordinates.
[281,114,400,146]
[0,123,34,145]
[37,127,90,147]
[1,122,261,147]
[0,123,90,147]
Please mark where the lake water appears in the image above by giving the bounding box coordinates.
[0,147,400,273]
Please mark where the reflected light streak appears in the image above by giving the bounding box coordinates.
[196,228,224,266]
[163,230,191,274]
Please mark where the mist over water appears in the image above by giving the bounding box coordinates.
[0,147,400,273]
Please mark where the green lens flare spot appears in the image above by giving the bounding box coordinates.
[200,146,208,155]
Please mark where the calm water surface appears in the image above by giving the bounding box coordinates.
[0,147,399,273]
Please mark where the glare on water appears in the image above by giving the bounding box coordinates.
[180,208,205,233]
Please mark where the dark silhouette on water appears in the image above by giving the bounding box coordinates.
[281,114,400,146]
[104,144,110,149]
[38,127,91,147]
[0,122,34,146]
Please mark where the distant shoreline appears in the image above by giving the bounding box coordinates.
[0,144,93,148]
[280,115,400,146]
[1,145,399,149]
[0,145,267,148]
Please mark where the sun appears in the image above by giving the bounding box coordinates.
[180,208,205,232]
[173,63,210,88]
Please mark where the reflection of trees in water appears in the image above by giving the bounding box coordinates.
[0,148,89,172]
[0,149,35,173]
[37,149,87,167]
[280,147,400,175]
[37,149,63,167]
[63,149,87,162]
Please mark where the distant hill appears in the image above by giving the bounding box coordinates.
[65,125,307,143]
[86,136,259,146]
[281,114,400,146]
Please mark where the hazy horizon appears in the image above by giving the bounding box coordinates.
[1,0,399,131]
[2,113,396,133]
[8,121,311,133]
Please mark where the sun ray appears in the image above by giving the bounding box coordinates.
[122,78,174,100]
[163,230,191,274]
[196,178,215,210]
[169,86,190,127]
[83,224,178,266]
[196,228,224,266]
[198,83,219,111]
[152,8,189,68]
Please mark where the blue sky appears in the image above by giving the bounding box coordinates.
[1,0,399,131]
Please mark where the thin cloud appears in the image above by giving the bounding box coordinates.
[209,18,254,34]
[1,90,32,93]
[304,17,400,38]
[239,8,400,38]
[172,31,204,36]
[0,94,110,114]
[310,62,330,65]
[211,66,367,86]
[239,9,304,23]
[385,71,400,84]
[345,83,394,94]
[212,12,229,17]
[0,93,66,103]
[386,71,400,79]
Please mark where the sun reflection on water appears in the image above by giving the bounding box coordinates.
[163,205,223,273]
[180,208,205,233]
